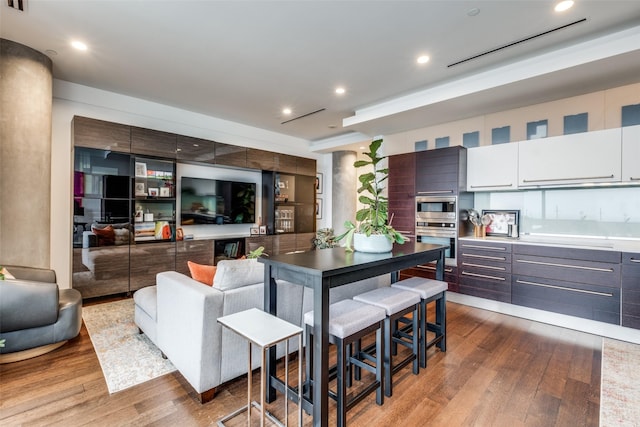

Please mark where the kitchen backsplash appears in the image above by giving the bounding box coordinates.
[474,187,640,239]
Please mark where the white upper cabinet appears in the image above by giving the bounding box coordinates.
[622,125,640,183]
[518,128,622,188]
[467,143,518,191]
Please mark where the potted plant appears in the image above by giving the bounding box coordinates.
[335,138,407,253]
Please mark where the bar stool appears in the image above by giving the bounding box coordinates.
[391,277,447,368]
[304,299,386,427]
[217,308,303,427]
[352,287,421,397]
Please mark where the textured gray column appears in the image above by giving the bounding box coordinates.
[0,39,53,267]
[331,151,357,237]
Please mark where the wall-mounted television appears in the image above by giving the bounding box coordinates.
[180,177,256,225]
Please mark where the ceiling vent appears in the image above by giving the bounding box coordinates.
[448,18,587,68]
[7,0,24,11]
[281,108,326,125]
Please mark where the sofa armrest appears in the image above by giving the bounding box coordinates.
[2,265,56,283]
[0,279,59,332]
[155,271,225,394]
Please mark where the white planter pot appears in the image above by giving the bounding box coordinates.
[353,233,393,253]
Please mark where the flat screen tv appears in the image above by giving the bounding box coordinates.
[180,177,256,225]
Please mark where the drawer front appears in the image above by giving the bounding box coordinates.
[513,244,621,264]
[458,270,511,303]
[459,240,512,254]
[512,275,620,324]
[459,262,511,303]
[512,254,620,288]
[460,256,512,274]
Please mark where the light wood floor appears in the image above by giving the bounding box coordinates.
[0,301,601,426]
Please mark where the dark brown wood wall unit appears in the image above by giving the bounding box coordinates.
[131,127,177,158]
[176,135,216,163]
[214,142,247,168]
[388,152,416,237]
[72,116,131,152]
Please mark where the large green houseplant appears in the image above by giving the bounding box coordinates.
[335,138,406,252]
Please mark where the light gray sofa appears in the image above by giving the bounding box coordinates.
[133,257,390,403]
[0,265,83,363]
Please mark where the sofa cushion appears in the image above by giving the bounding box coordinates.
[187,261,217,286]
[91,224,115,246]
[213,259,264,291]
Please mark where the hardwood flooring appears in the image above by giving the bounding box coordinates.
[0,301,601,426]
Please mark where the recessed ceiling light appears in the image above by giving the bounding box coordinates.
[417,55,430,64]
[555,1,574,12]
[467,8,480,17]
[282,108,292,115]
[335,87,346,95]
[71,40,88,51]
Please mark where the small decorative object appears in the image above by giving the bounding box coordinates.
[135,162,147,177]
[148,187,159,197]
[134,205,144,222]
[334,138,406,253]
[316,198,323,219]
[176,227,184,241]
[259,225,267,235]
[155,221,171,240]
[313,228,338,249]
[159,187,170,197]
[315,173,323,194]
[135,182,146,196]
[144,210,153,222]
[250,227,259,235]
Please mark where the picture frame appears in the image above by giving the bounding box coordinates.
[148,187,159,197]
[176,227,184,241]
[159,187,170,197]
[316,198,323,219]
[134,182,146,196]
[250,227,259,236]
[315,173,323,194]
[135,162,147,178]
[481,209,519,237]
[259,225,267,235]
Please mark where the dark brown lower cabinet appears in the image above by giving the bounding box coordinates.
[512,244,621,325]
[176,240,214,275]
[622,252,640,329]
[458,240,512,303]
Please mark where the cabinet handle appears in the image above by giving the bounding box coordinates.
[461,271,506,281]
[630,177,640,181]
[522,174,614,184]
[416,264,454,273]
[516,259,614,273]
[416,190,454,195]
[460,244,507,251]
[470,183,513,188]
[461,262,506,271]
[462,253,507,261]
[630,258,640,263]
[515,279,613,297]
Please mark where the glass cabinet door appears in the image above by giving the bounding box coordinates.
[72,147,132,298]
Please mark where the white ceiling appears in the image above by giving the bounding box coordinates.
[2,1,640,151]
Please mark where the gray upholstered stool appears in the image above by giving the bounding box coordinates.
[352,286,421,397]
[304,299,386,427]
[391,277,447,368]
[217,308,303,427]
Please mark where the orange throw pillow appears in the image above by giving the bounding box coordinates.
[187,261,217,286]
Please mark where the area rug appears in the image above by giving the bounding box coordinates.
[600,338,640,426]
[82,298,175,394]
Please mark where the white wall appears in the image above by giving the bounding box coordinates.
[51,80,325,288]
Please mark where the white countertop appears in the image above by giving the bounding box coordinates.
[459,234,640,253]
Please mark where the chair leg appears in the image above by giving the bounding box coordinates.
[419,300,427,369]
[336,338,347,427]
[437,293,446,352]
[412,309,419,375]
[305,324,313,401]
[383,317,393,398]
[375,325,384,406]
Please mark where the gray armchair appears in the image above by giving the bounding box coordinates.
[0,265,82,363]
